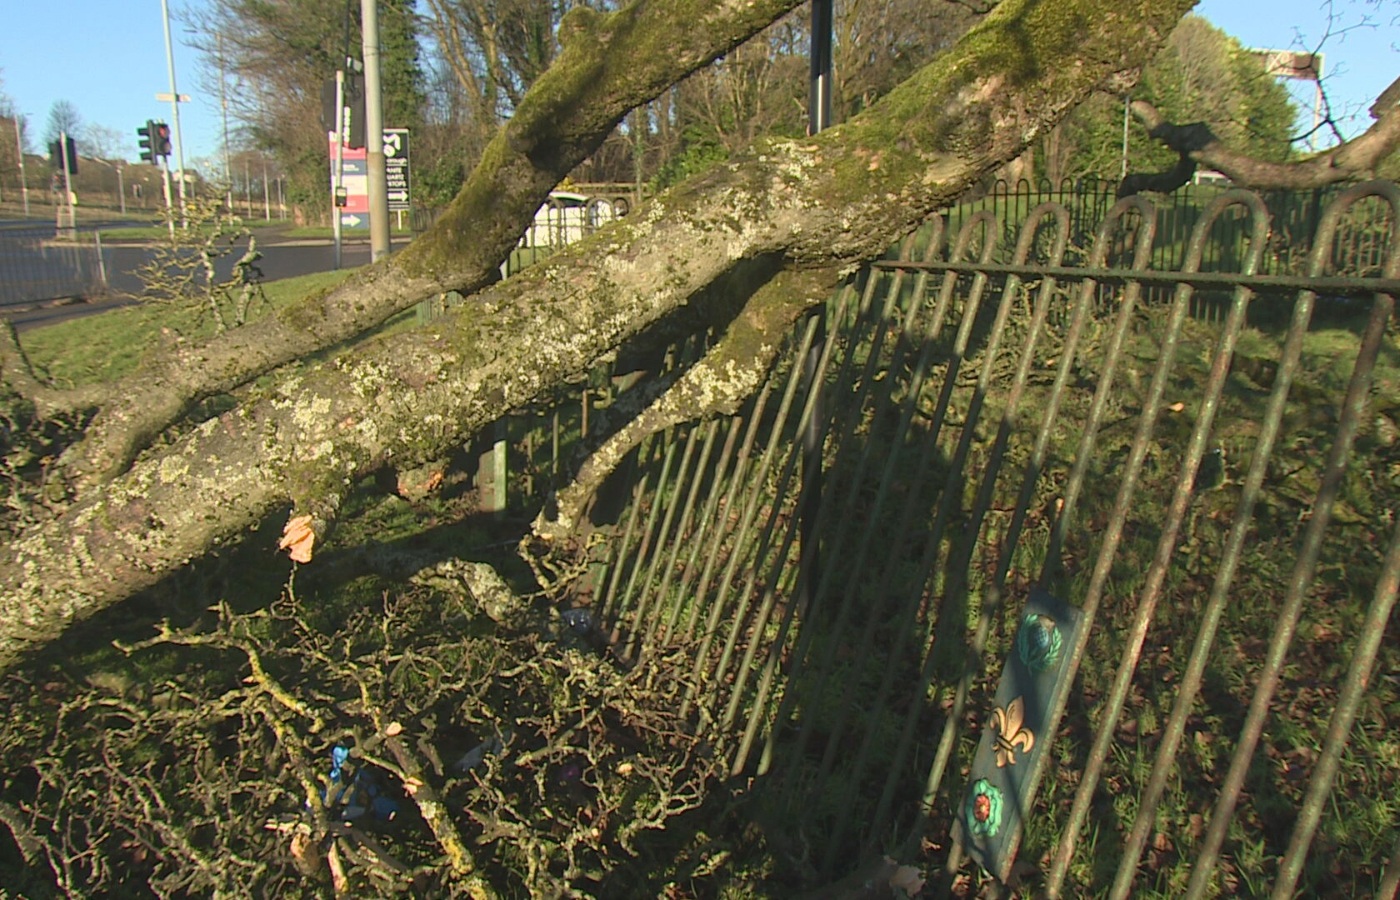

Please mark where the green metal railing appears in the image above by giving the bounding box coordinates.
[555,181,1400,896]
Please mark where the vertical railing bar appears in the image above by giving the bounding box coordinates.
[734,257,922,775]
[639,419,722,650]
[680,382,774,642]
[758,223,965,783]
[782,214,999,795]
[1040,191,1271,896]
[914,197,1159,835]
[662,417,745,636]
[746,235,935,772]
[681,312,822,718]
[611,435,684,658]
[721,464,807,735]
[826,206,1071,857]
[1183,182,1400,899]
[706,282,863,703]
[1269,506,1400,899]
[869,200,1130,838]
[625,420,704,635]
[861,205,1071,841]
[694,323,817,702]
[808,220,1008,865]
[1107,196,1338,894]
[1043,199,1159,574]
[596,450,660,627]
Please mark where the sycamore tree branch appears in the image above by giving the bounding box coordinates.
[0,0,1197,673]
[1123,84,1400,194]
[533,266,837,542]
[59,0,809,488]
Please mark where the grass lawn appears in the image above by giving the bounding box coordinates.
[19,269,355,387]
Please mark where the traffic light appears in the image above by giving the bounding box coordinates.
[48,135,77,174]
[138,120,156,164]
[137,121,171,164]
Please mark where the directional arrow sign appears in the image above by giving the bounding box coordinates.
[383,128,411,212]
[341,214,362,227]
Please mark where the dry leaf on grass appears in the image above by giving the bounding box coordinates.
[278,514,316,563]
[887,857,926,897]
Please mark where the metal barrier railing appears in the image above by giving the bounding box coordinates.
[549,181,1400,896]
[0,226,111,308]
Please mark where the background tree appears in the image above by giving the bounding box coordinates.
[190,0,425,222]
[1035,15,1297,184]
[42,99,82,146]
[0,75,24,203]
[78,123,131,161]
[416,0,569,203]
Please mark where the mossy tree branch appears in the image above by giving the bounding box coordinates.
[534,266,839,542]
[1122,88,1400,194]
[60,0,809,488]
[0,0,1198,672]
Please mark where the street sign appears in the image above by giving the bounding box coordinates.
[330,127,411,229]
[383,128,410,212]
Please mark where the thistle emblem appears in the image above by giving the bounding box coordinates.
[1017,612,1062,674]
[991,696,1035,767]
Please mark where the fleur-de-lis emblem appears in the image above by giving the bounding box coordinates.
[991,696,1035,767]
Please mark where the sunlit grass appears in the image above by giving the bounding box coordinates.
[19,269,355,387]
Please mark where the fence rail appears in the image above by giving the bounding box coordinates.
[491,181,1400,897]
[0,226,110,308]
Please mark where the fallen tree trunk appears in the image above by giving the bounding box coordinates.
[0,0,1197,672]
[59,0,810,487]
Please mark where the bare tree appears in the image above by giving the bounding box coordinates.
[79,123,130,161]
[43,99,81,145]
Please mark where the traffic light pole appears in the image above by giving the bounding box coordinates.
[160,0,188,228]
[160,156,176,238]
[56,130,75,237]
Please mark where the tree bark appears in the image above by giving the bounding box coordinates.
[1123,93,1400,193]
[61,0,810,487]
[0,0,1198,672]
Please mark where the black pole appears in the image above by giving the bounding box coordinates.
[799,0,833,615]
[809,0,833,133]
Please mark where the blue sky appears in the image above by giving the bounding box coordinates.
[1,0,1397,176]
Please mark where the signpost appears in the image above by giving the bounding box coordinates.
[382,128,410,230]
[329,127,410,237]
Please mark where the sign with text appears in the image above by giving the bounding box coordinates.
[329,128,411,229]
[382,128,410,212]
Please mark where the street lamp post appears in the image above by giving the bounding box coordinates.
[362,0,390,261]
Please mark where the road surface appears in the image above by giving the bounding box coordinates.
[0,221,413,332]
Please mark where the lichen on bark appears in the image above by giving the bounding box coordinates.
[0,0,1200,672]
